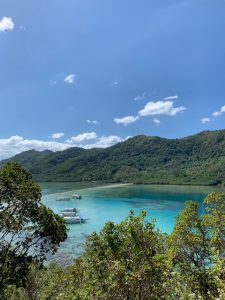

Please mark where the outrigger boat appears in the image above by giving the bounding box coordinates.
[72,194,82,199]
[61,208,87,224]
[62,208,77,213]
[63,215,87,224]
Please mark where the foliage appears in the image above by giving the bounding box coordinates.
[2,130,225,185]
[2,169,225,299]
[170,192,225,299]
[170,201,216,299]
[3,213,181,300]
[0,162,67,295]
[75,211,170,299]
[203,192,225,254]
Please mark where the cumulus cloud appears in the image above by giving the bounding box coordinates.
[0,136,71,160]
[114,115,139,126]
[66,132,97,143]
[138,101,186,117]
[51,133,64,139]
[153,118,160,125]
[212,105,225,117]
[64,74,76,84]
[87,120,99,125]
[164,95,178,100]
[201,118,211,124]
[134,93,146,101]
[0,17,14,32]
[0,134,129,160]
[82,135,127,149]
[113,99,185,127]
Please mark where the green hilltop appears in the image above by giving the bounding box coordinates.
[2,129,225,185]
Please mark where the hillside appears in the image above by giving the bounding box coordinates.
[2,130,225,185]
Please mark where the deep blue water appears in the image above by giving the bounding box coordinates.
[40,183,220,264]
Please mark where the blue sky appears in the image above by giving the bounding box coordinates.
[0,0,225,159]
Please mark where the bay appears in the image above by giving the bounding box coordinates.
[40,183,221,265]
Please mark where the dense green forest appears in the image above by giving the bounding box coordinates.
[2,130,225,185]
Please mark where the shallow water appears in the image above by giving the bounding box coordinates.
[40,183,220,264]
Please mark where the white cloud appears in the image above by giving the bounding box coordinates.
[51,133,64,139]
[201,118,211,124]
[138,101,186,117]
[212,111,221,117]
[0,17,14,32]
[64,74,76,84]
[0,136,71,160]
[164,95,178,100]
[134,93,146,101]
[212,105,225,117]
[67,132,97,143]
[114,115,139,126]
[87,120,99,125]
[82,136,128,149]
[153,118,160,125]
[0,134,128,160]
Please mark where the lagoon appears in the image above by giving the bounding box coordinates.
[41,183,220,265]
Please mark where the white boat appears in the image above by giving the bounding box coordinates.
[61,208,87,224]
[62,211,77,217]
[63,216,87,224]
[61,208,77,213]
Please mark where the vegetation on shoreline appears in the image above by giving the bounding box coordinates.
[2,162,225,299]
[0,163,67,298]
[2,130,225,186]
[3,192,225,299]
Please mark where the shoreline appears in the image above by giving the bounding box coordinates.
[38,179,223,188]
[41,182,222,199]
[41,183,133,199]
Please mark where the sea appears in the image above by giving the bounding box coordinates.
[40,182,220,265]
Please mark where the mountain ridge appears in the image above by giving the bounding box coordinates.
[1,130,225,185]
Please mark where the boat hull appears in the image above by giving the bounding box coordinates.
[64,218,87,224]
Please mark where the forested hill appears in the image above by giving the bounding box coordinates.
[2,130,225,185]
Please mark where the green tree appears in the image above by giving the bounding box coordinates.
[70,211,170,299]
[0,162,67,295]
[170,197,225,299]
[203,192,225,255]
[170,201,211,298]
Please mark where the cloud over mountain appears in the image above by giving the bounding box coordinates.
[67,132,97,143]
[153,118,160,125]
[0,133,128,160]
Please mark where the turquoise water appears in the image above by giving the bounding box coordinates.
[41,183,220,265]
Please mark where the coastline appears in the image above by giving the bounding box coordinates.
[41,181,223,199]
[41,183,133,199]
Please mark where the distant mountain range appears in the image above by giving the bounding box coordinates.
[1,130,225,185]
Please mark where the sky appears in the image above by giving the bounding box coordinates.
[0,0,225,159]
